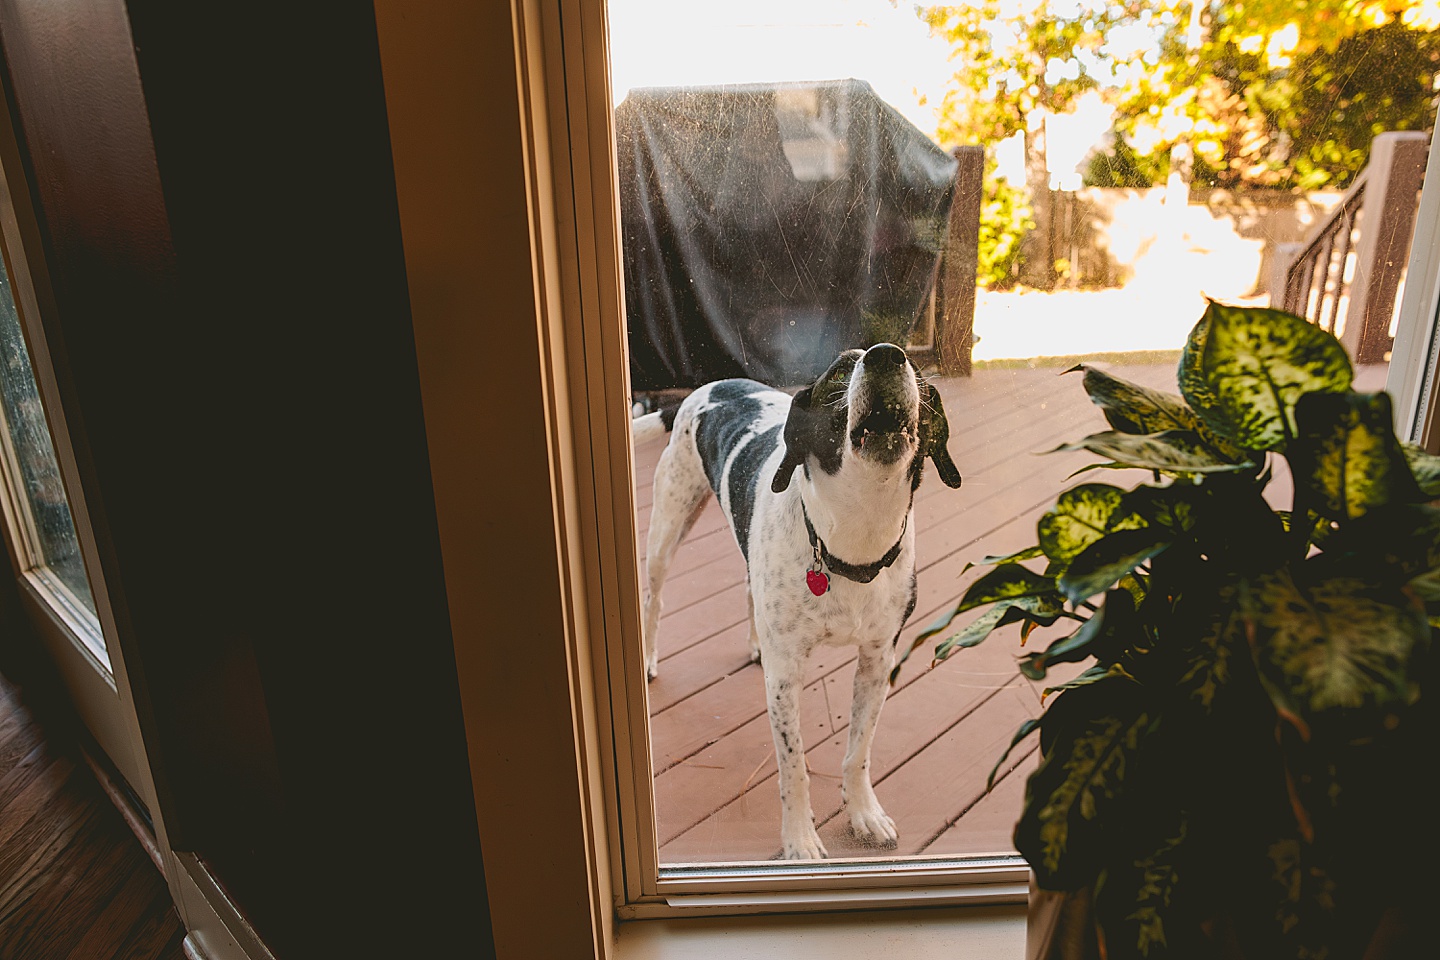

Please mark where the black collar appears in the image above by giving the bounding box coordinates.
[801,501,908,584]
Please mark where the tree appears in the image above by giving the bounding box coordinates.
[924,1,1440,285]
[924,1,1163,287]
[1098,1,1440,190]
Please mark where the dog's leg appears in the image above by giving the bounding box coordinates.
[745,583,761,664]
[762,649,826,859]
[642,444,711,681]
[841,643,898,847]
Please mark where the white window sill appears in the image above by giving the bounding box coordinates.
[613,904,1027,959]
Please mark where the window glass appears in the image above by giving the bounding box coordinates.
[613,0,1417,869]
[0,254,98,624]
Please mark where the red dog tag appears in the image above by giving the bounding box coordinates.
[806,569,829,597]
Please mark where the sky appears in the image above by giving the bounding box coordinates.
[606,0,956,137]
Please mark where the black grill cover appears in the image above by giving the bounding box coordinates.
[618,79,958,390]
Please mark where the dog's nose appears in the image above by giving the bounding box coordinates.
[865,343,907,368]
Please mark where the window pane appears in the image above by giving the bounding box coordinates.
[614,0,1411,869]
[0,255,97,620]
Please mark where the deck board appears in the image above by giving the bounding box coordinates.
[637,361,1388,865]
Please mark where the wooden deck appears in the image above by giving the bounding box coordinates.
[634,360,1389,866]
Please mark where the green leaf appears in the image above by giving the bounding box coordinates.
[1178,303,1353,452]
[985,717,1042,791]
[955,563,1058,615]
[1243,568,1428,718]
[1288,392,1423,522]
[1119,484,1202,536]
[1020,589,1136,679]
[1042,663,1123,700]
[1053,431,1254,475]
[1038,483,1128,566]
[1265,839,1339,959]
[1018,681,1152,890]
[1094,816,1189,960]
[1174,596,1242,713]
[1060,528,1173,603]
[972,544,1045,568]
[1074,364,1198,435]
[1408,568,1440,602]
[1402,442,1440,497]
[932,604,1012,664]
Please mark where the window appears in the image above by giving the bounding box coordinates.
[0,253,102,661]
[586,0,1434,914]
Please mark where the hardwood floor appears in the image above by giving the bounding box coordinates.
[0,659,186,960]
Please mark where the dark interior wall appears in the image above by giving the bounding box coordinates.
[0,2,491,956]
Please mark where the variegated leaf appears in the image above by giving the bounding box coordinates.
[1094,817,1189,959]
[1175,594,1241,713]
[1178,303,1353,452]
[1289,391,1422,521]
[1042,663,1121,700]
[932,604,1012,664]
[1076,364,1252,465]
[1018,683,1151,890]
[1053,431,1254,475]
[1243,568,1428,717]
[1402,442,1440,497]
[1074,364,1198,435]
[1060,528,1173,603]
[955,563,1059,615]
[985,717,1042,791]
[972,544,1045,568]
[1266,839,1339,959]
[1038,483,1128,566]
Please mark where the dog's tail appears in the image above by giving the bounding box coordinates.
[631,404,680,446]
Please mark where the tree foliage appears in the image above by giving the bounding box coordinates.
[926,1,1440,191]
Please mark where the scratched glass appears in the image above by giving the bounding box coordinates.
[612,0,1406,867]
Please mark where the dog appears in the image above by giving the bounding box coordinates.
[634,343,962,859]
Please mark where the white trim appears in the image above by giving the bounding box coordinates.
[1388,101,1440,445]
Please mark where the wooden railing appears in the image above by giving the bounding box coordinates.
[1280,132,1429,363]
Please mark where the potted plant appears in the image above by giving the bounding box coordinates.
[907,303,1438,959]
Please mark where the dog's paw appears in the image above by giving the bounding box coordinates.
[646,658,659,682]
[846,799,898,847]
[781,824,828,860]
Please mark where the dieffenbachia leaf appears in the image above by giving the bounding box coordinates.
[1288,391,1422,522]
[893,573,1063,682]
[1052,431,1254,475]
[954,563,1058,614]
[1018,681,1152,890]
[971,544,1045,569]
[1265,839,1340,959]
[1020,589,1136,679]
[1178,302,1353,452]
[1074,364,1254,467]
[1175,594,1242,713]
[1060,528,1173,603]
[985,717,1042,791]
[1093,815,1189,960]
[1073,364,1197,435]
[1402,442,1440,497]
[932,603,1012,664]
[1243,568,1428,718]
[1042,663,1123,700]
[1119,484,1201,536]
[1038,483,1129,566]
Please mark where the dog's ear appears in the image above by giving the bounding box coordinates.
[771,385,813,493]
[919,380,962,488]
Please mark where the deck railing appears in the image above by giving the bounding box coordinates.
[1280,132,1429,363]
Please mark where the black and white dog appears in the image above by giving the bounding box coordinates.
[634,344,962,859]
